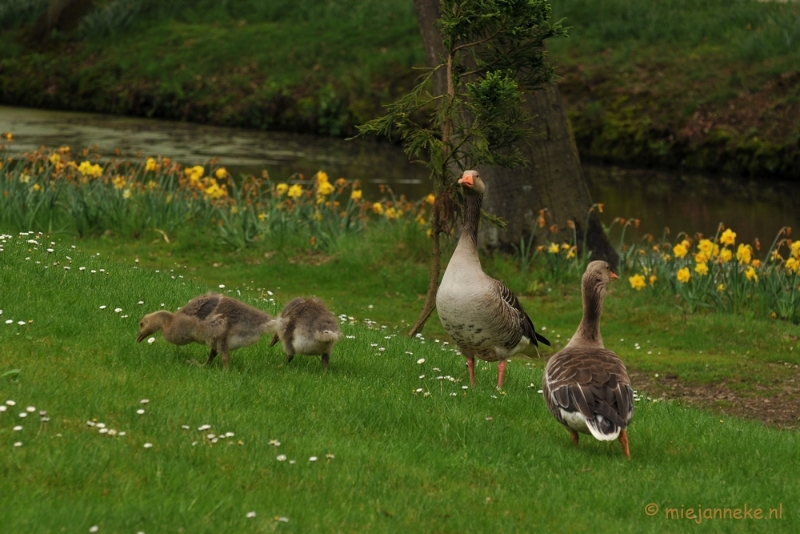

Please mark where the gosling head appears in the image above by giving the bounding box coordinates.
[136,311,169,343]
[458,170,485,195]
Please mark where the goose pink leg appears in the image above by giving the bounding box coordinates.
[467,356,476,387]
[496,360,507,389]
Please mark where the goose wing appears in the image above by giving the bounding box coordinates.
[494,280,551,347]
[544,348,633,440]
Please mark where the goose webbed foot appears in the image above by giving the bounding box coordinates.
[466,356,476,387]
[570,430,580,447]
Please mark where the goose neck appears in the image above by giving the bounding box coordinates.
[574,277,605,346]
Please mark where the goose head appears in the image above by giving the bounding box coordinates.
[458,170,485,195]
[583,260,618,295]
[136,311,169,343]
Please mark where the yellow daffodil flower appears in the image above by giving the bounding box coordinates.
[677,267,691,283]
[629,274,646,290]
[694,262,709,276]
[258,213,267,221]
[372,202,384,215]
[425,193,435,205]
[351,189,362,200]
[214,167,228,179]
[20,173,31,184]
[122,188,132,199]
[717,283,726,292]
[719,248,733,263]
[791,241,800,259]
[548,243,560,254]
[32,183,42,192]
[697,238,714,255]
[316,170,329,184]
[385,207,400,220]
[112,176,126,190]
[694,251,709,263]
[649,274,657,286]
[317,181,335,196]
[745,266,758,282]
[49,153,60,165]
[145,158,157,172]
[287,184,303,199]
[276,183,289,195]
[720,228,736,246]
[673,242,688,259]
[736,244,752,265]
[786,257,799,273]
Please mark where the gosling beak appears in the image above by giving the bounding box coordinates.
[136,332,146,343]
[611,271,619,281]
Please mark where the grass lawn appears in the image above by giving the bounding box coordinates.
[1,228,798,532]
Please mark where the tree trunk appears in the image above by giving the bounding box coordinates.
[413,0,618,270]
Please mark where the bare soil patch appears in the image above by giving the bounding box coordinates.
[630,365,800,430]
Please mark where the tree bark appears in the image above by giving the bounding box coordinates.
[413,0,618,270]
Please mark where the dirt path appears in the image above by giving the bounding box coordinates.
[630,364,800,430]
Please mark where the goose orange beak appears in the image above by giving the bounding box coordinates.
[458,173,474,188]
[611,271,618,280]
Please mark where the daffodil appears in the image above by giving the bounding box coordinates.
[677,267,691,283]
[673,242,688,259]
[385,207,401,220]
[786,257,799,273]
[547,242,560,254]
[425,193,435,205]
[717,283,726,292]
[649,274,657,286]
[214,167,227,179]
[697,238,714,255]
[720,228,737,246]
[372,202,384,215]
[145,158,157,172]
[112,176,126,189]
[791,241,800,259]
[77,161,103,177]
[351,189,362,200]
[287,184,303,199]
[745,266,758,282]
[719,248,733,263]
[32,183,42,192]
[122,188,132,199]
[276,183,289,195]
[317,180,335,196]
[335,177,347,187]
[316,170,329,184]
[19,173,30,184]
[736,244,752,265]
[694,251,709,263]
[49,153,60,165]
[629,274,646,290]
[694,262,709,276]
[258,212,267,221]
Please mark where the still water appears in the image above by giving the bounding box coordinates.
[2,105,798,246]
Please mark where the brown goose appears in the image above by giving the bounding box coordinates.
[436,170,550,389]
[542,261,633,459]
[270,297,341,372]
[136,292,272,370]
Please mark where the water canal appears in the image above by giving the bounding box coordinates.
[2,105,798,246]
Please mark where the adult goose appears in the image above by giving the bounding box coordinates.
[542,261,633,459]
[436,170,550,389]
[270,297,341,372]
[136,292,272,370]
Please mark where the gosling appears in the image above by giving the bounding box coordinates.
[136,292,273,370]
[270,297,341,372]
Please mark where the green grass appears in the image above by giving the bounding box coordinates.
[2,230,799,532]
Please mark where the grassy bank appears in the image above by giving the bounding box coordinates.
[1,229,799,532]
[1,0,799,178]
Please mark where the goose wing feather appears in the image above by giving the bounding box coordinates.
[493,279,551,347]
[544,347,633,438]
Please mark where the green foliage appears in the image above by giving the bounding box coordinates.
[0,0,46,30]
[358,0,566,192]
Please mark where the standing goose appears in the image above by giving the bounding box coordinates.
[270,297,341,372]
[136,292,273,370]
[542,261,633,459]
[436,170,550,389]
